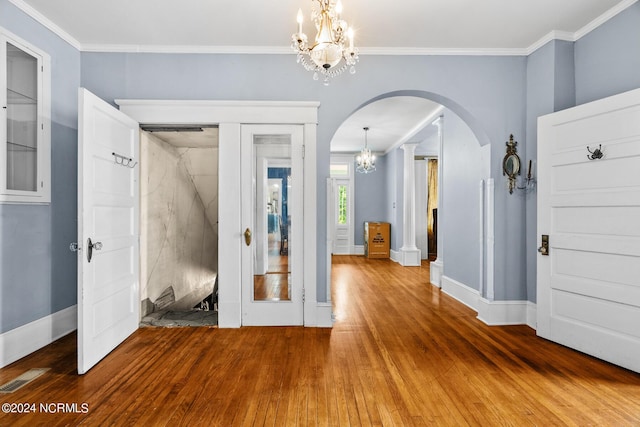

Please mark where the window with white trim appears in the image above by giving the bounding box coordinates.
[1,28,51,204]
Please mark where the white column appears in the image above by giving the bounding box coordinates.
[430,116,444,286]
[399,143,421,266]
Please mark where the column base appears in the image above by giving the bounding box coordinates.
[430,258,443,288]
[399,247,421,266]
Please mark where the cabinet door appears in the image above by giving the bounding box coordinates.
[6,42,38,192]
[1,30,50,204]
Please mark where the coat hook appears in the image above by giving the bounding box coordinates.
[112,152,138,168]
[587,144,603,160]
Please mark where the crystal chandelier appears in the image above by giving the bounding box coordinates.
[291,0,359,85]
[356,127,376,174]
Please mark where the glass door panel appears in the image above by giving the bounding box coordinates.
[6,42,38,192]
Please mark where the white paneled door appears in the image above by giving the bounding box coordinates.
[77,89,140,374]
[537,88,640,373]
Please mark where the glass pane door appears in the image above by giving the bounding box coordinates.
[241,125,303,326]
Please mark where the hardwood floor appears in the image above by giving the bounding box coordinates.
[1,255,639,426]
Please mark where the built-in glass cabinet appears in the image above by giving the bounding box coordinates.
[1,28,50,203]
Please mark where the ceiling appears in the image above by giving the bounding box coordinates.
[13,0,631,153]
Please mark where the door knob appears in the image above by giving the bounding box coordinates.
[538,235,549,256]
[244,228,252,246]
[87,238,103,263]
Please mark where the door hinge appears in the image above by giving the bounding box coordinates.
[302,288,306,303]
[302,145,305,159]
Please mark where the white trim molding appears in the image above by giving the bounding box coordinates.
[353,245,365,256]
[9,0,638,57]
[315,303,334,328]
[442,276,479,311]
[390,249,401,264]
[429,259,443,288]
[0,305,77,368]
[441,276,536,328]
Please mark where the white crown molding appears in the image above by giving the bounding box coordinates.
[7,0,82,50]
[81,44,293,54]
[574,0,639,40]
[359,47,529,56]
[8,0,639,56]
[525,30,575,56]
[385,106,444,155]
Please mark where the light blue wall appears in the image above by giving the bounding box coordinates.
[354,155,387,246]
[441,110,484,291]
[0,0,80,333]
[575,2,640,105]
[525,40,576,303]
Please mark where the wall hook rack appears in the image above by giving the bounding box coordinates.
[112,152,137,168]
[587,144,604,160]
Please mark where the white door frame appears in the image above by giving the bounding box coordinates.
[115,100,325,327]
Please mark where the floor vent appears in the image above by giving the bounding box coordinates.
[0,368,49,394]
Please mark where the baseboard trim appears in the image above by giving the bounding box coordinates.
[430,259,443,288]
[0,305,77,368]
[441,276,536,329]
[441,276,480,311]
[527,302,537,330]
[390,249,401,263]
[353,245,365,256]
[316,303,334,328]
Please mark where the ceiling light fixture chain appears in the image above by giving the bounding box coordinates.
[292,0,359,85]
[356,126,376,174]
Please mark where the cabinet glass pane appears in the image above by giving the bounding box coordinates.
[6,42,38,192]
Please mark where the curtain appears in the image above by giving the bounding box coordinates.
[427,159,438,258]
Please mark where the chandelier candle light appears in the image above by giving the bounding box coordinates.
[292,0,359,85]
[356,127,376,174]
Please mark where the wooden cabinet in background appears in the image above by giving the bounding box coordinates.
[364,222,390,259]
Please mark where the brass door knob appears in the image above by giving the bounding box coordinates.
[244,228,252,246]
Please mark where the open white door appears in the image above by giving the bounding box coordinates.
[241,125,304,325]
[77,88,140,374]
[537,88,640,373]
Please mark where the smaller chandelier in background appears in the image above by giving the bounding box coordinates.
[291,0,359,85]
[356,127,376,174]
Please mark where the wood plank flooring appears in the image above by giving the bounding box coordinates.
[1,255,639,426]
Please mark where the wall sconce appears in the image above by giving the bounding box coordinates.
[502,134,535,194]
[517,158,536,192]
[502,134,520,194]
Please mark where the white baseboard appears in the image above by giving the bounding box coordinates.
[315,303,334,328]
[478,299,529,325]
[0,305,77,369]
[527,302,537,330]
[430,259,443,288]
[442,276,480,311]
[441,276,536,329]
[353,245,365,256]
[390,249,400,263]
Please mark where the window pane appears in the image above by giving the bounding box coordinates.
[330,164,348,176]
[6,42,38,192]
[338,184,347,225]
